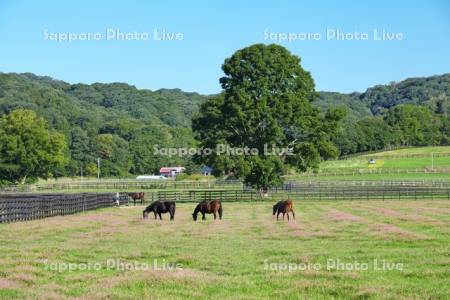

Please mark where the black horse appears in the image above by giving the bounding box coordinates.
[143,201,176,220]
[192,200,222,221]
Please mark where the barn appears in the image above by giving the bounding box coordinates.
[159,166,186,178]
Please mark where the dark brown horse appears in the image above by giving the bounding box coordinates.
[143,201,176,220]
[192,200,223,221]
[273,200,295,221]
[128,192,145,206]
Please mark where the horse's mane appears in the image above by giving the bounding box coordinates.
[146,201,158,210]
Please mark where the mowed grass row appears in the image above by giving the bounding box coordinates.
[360,146,450,157]
[287,172,450,181]
[0,200,449,299]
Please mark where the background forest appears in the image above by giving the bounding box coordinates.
[0,72,448,182]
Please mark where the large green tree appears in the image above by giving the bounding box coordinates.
[192,44,344,190]
[0,109,68,183]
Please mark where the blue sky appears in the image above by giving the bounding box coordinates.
[0,0,449,94]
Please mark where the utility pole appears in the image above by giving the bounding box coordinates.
[431,152,434,171]
[97,158,100,179]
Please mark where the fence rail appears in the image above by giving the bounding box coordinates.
[150,189,257,202]
[274,186,450,201]
[0,180,243,193]
[0,193,125,223]
[149,185,450,203]
[298,168,450,177]
[4,178,450,193]
[2,184,450,224]
[283,180,450,187]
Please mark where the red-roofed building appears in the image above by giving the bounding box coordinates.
[159,166,185,178]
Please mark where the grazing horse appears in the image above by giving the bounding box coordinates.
[192,200,222,221]
[128,192,145,206]
[143,201,176,220]
[273,200,295,221]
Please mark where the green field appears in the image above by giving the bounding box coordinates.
[288,172,450,181]
[319,156,450,171]
[1,201,449,299]
[322,146,450,170]
[287,146,450,181]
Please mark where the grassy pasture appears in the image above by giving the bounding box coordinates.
[319,156,450,171]
[0,200,449,299]
[288,146,450,181]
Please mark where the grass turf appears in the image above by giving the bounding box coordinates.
[0,201,449,299]
[286,172,450,181]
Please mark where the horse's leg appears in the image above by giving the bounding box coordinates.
[202,212,206,220]
[158,212,162,220]
[153,211,157,219]
[213,211,217,220]
[283,212,285,220]
[291,210,296,220]
[277,211,280,221]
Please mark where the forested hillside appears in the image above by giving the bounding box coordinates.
[0,72,448,180]
[314,92,372,122]
[360,74,450,114]
[0,72,205,178]
[333,74,450,155]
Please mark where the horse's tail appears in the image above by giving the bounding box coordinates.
[218,202,223,220]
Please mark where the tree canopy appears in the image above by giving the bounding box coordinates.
[193,44,344,189]
[0,109,67,183]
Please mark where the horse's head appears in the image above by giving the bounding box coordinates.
[272,203,278,216]
[192,203,200,221]
[143,210,148,219]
